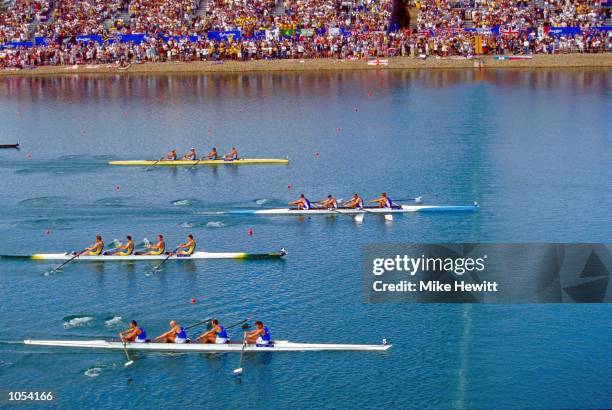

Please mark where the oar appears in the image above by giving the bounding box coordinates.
[145,156,164,172]
[102,239,122,255]
[331,206,365,223]
[119,333,134,367]
[184,318,213,331]
[190,155,207,170]
[394,196,423,203]
[360,207,393,221]
[225,317,252,331]
[150,247,180,273]
[49,249,86,273]
[233,332,248,376]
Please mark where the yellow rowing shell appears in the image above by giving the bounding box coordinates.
[108,158,289,166]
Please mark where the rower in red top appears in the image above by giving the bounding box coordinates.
[182,148,197,160]
[162,150,177,161]
[369,192,395,208]
[343,193,364,209]
[224,147,238,161]
[289,194,312,210]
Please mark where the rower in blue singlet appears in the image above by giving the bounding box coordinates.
[289,194,312,210]
[196,319,229,344]
[224,147,238,161]
[370,192,395,209]
[155,320,188,344]
[246,321,271,345]
[121,320,147,343]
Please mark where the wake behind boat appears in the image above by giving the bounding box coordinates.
[23,338,390,352]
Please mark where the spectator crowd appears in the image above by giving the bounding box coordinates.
[1,0,610,68]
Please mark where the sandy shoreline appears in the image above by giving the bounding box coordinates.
[1,54,610,77]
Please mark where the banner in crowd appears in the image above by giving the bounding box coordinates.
[10,25,612,50]
[546,27,581,36]
[0,41,33,50]
[206,30,241,41]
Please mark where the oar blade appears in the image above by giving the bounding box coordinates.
[124,360,134,367]
[233,368,243,376]
[354,214,365,223]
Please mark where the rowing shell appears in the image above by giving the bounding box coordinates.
[0,250,287,261]
[23,339,391,352]
[227,204,479,215]
[108,159,289,166]
[0,143,20,149]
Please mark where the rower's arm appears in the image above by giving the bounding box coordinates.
[196,329,213,340]
[154,330,171,340]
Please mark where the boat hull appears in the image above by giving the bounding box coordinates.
[0,143,19,149]
[229,204,479,215]
[24,339,390,352]
[109,159,289,166]
[0,250,286,261]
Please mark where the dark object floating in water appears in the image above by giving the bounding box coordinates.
[0,143,20,149]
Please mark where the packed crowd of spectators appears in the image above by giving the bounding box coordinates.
[536,0,608,27]
[1,0,610,69]
[0,0,50,43]
[33,0,125,37]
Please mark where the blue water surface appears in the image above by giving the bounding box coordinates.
[0,69,610,409]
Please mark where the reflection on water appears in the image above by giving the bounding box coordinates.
[1,69,610,103]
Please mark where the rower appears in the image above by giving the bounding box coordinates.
[289,194,312,210]
[343,193,364,209]
[176,234,196,256]
[155,321,188,343]
[196,319,228,344]
[182,148,197,160]
[145,234,165,255]
[111,235,134,256]
[203,147,218,160]
[224,147,238,161]
[162,150,177,161]
[245,321,271,345]
[121,320,147,343]
[369,192,395,209]
[317,194,338,210]
[82,235,104,256]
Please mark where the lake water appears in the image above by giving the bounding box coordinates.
[0,69,611,409]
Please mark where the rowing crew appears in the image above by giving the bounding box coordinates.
[120,320,271,345]
[289,193,396,210]
[162,147,239,161]
[76,234,196,257]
